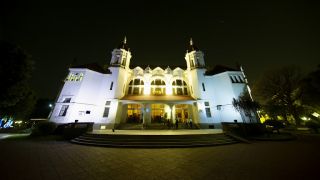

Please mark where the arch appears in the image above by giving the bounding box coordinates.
[133,66,144,76]
[172,67,184,77]
[172,79,188,95]
[150,78,166,95]
[152,67,165,75]
[127,78,144,95]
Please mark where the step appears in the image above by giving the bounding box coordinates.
[70,133,239,148]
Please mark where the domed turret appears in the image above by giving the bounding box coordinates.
[144,66,152,74]
[164,66,172,74]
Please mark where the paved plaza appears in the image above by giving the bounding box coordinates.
[0,134,319,180]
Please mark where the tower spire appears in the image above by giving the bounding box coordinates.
[124,36,127,44]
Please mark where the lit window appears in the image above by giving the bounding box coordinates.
[59,105,69,116]
[65,72,84,82]
[172,79,188,95]
[151,79,166,95]
[78,73,84,81]
[128,79,144,95]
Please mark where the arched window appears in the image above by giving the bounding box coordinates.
[172,79,188,95]
[151,79,166,95]
[128,78,144,95]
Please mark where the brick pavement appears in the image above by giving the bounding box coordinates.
[1,135,319,180]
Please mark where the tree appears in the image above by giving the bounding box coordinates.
[301,65,320,112]
[30,98,54,118]
[0,41,36,120]
[232,88,260,123]
[253,66,303,126]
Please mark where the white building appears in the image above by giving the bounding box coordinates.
[49,37,258,130]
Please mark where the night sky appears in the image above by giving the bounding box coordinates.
[1,0,319,98]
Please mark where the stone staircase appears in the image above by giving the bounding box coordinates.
[71,133,239,148]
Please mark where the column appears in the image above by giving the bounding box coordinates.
[143,103,151,127]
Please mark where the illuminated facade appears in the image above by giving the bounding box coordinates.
[49,38,258,129]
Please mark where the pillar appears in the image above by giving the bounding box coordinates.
[143,103,151,126]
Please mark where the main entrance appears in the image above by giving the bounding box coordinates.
[121,102,196,129]
[126,104,142,123]
[151,104,166,123]
[174,104,190,123]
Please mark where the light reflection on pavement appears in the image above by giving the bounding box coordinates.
[0,133,30,140]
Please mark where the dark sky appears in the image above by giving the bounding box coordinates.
[1,0,320,98]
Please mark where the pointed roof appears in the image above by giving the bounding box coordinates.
[204,65,239,76]
[187,38,199,52]
[117,36,129,51]
[70,63,111,74]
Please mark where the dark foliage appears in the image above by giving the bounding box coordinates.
[0,41,36,119]
[30,98,54,118]
[253,66,303,125]
[232,88,260,123]
[305,120,320,133]
[301,65,320,111]
[31,121,57,136]
[222,122,266,137]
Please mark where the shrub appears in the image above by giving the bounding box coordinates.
[305,120,320,133]
[31,121,57,136]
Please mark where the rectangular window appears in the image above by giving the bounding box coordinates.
[204,102,209,106]
[202,83,206,91]
[105,101,111,106]
[110,82,113,90]
[103,107,110,117]
[238,75,245,83]
[133,87,139,95]
[59,105,69,116]
[177,88,183,95]
[230,76,235,83]
[183,88,188,95]
[128,87,132,94]
[205,108,212,118]
[86,110,91,114]
[63,98,71,103]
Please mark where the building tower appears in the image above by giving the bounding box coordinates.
[185,38,206,99]
[185,38,205,70]
[109,37,132,98]
[110,36,132,69]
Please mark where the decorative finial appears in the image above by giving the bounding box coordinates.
[124,36,127,44]
[190,38,193,46]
